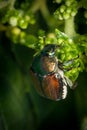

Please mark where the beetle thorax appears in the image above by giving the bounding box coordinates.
[41,56,57,73]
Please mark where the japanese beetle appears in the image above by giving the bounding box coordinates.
[30,44,73,101]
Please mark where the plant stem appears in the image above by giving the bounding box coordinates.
[64,17,76,37]
[30,0,51,27]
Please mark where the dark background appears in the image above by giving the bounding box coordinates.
[0,0,87,130]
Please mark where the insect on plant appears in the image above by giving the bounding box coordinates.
[30,37,78,101]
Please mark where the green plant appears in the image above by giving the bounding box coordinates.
[0,0,87,130]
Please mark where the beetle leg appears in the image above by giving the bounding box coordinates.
[71,81,78,89]
[61,56,79,71]
[58,60,64,70]
[64,76,73,87]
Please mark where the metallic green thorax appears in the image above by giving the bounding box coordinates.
[31,44,58,76]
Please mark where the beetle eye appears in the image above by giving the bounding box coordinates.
[48,51,55,56]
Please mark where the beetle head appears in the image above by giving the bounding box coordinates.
[41,44,59,57]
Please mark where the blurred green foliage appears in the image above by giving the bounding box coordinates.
[0,0,87,130]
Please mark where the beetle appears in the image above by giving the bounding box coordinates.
[30,44,74,101]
